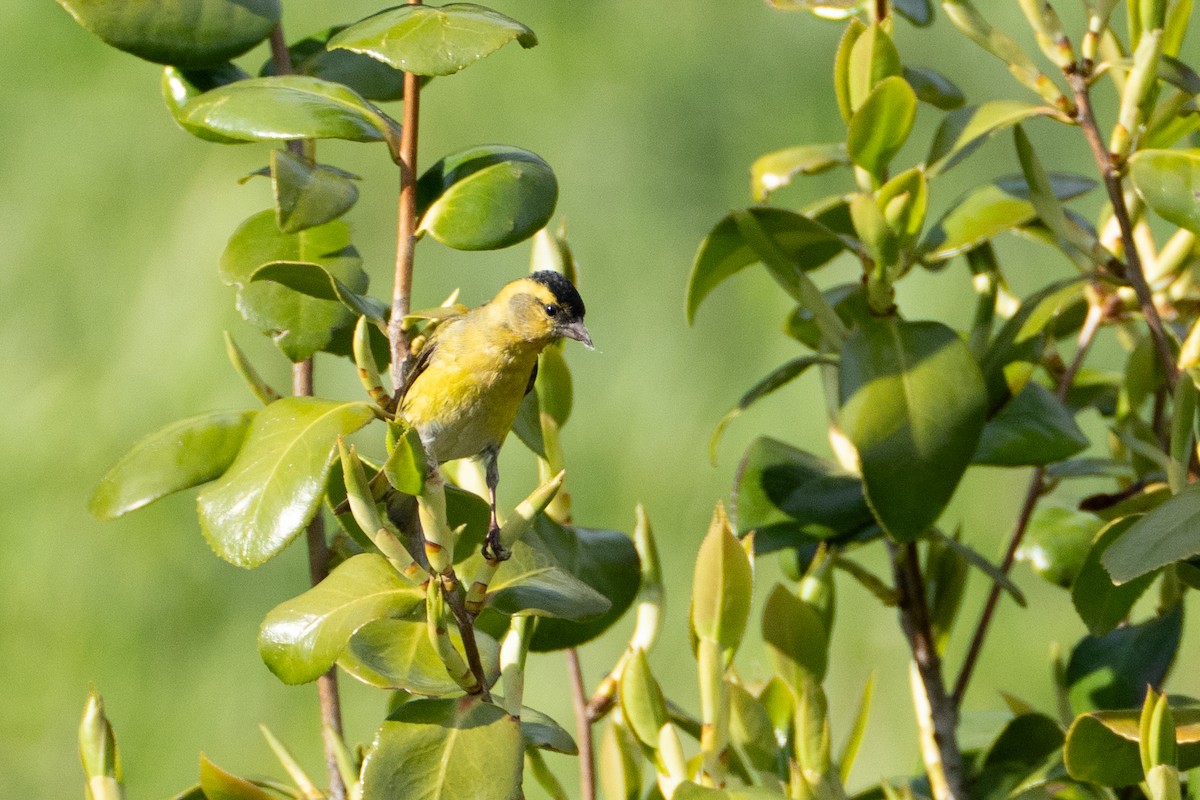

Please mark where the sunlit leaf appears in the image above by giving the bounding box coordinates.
[847,23,902,114]
[848,76,917,180]
[329,3,537,77]
[973,382,1087,466]
[750,143,848,202]
[1073,517,1158,637]
[199,755,275,800]
[1101,482,1200,583]
[58,0,279,68]
[197,398,376,568]
[619,648,668,748]
[162,64,250,143]
[1130,149,1200,234]
[1065,708,1200,786]
[90,411,254,520]
[762,584,828,691]
[691,506,753,658]
[340,616,500,695]
[260,26,409,101]
[1018,506,1102,588]
[927,101,1056,175]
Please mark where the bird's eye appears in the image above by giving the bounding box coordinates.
[544,304,559,317]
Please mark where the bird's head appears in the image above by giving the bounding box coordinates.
[490,270,593,349]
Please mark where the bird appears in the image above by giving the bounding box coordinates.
[397,270,592,562]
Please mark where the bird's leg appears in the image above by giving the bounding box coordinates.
[481,448,511,562]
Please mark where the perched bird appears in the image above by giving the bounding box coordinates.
[398,270,592,561]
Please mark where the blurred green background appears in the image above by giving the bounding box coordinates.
[5,1,1194,797]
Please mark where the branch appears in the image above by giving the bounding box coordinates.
[566,649,596,800]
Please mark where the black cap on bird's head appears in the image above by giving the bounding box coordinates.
[528,270,592,348]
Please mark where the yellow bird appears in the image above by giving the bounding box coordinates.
[398,270,592,560]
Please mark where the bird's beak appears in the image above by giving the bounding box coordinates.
[562,320,594,349]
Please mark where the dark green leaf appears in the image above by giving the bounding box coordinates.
[1102,483,1200,583]
[339,616,499,695]
[687,208,845,323]
[197,398,376,568]
[269,149,359,233]
[529,520,640,651]
[260,27,409,101]
[362,698,522,800]
[762,584,828,689]
[1130,149,1200,234]
[58,0,279,68]
[417,146,557,251]
[734,437,875,550]
[1067,604,1184,711]
[973,382,1088,466]
[1046,458,1137,481]
[927,101,1057,176]
[786,284,871,350]
[848,76,917,180]
[973,713,1065,800]
[1065,708,1200,787]
[329,3,537,77]
[519,706,577,754]
[1018,506,1103,588]
[894,0,934,25]
[259,554,424,684]
[177,76,393,144]
[903,66,963,109]
[751,143,849,202]
[1073,517,1158,637]
[90,410,254,519]
[838,317,988,541]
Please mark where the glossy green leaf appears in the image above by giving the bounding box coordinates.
[339,616,499,695]
[221,212,368,362]
[1018,506,1102,588]
[1102,483,1200,583]
[198,755,274,800]
[90,410,254,520]
[58,0,279,68]
[920,174,1095,261]
[269,149,359,234]
[735,437,875,551]
[619,648,669,748]
[329,3,537,77]
[260,27,409,102]
[1065,708,1200,786]
[711,356,831,457]
[973,382,1088,466]
[528,519,640,651]
[687,207,845,323]
[904,66,963,109]
[834,19,866,123]
[847,24,902,114]
[927,101,1056,176]
[197,398,375,568]
[1072,517,1157,636]
[838,317,988,541]
[1067,604,1183,711]
[177,76,394,145]
[162,64,250,143]
[750,143,848,202]
[361,697,522,800]
[417,146,557,251]
[762,584,828,690]
[259,554,423,685]
[1130,149,1200,234]
[691,506,753,656]
[848,76,917,180]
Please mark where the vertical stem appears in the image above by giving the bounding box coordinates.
[389,0,424,394]
[566,649,596,800]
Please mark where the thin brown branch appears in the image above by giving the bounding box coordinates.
[565,649,596,800]
[443,575,492,702]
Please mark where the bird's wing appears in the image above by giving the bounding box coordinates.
[524,359,539,396]
[397,323,447,403]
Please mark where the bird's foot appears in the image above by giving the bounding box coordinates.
[482,525,511,563]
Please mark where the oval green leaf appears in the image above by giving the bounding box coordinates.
[973,381,1088,466]
[904,66,964,109]
[177,76,394,144]
[197,397,376,568]
[1017,506,1102,588]
[1066,604,1183,711]
[838,317,987,541]
[1130,149,1200,234]
[339,616,499,695]
[619,648,669,748]
[1065,708,1200,787]
[162,64,250,143]
[750,143,848,202]
[329,3,537,77]
[259,553,424,684]
[691,506,753,656]
[847,76,917,180]
[260,27,409,102]
[417,146,557,251]
[269,149,359,234]
[58,0,279,68]
[1101,482,1200,583]
[90,410,254,520]
[1072,517,1158,637]
[762,584,828,692]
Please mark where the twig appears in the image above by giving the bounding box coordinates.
[565,649,596,800]
[270,21,348,800]
[442,577,492,702]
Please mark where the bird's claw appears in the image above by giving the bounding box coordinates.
[482,526,511,562]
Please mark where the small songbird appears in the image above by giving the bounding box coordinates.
[398,270,592,561]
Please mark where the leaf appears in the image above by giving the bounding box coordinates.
[248,261,386,325]
[199,755,275,800]
[687,208,845,323]
[904,66,964,109]
[927,101,1057,176]
[1130,149,1200,234]
[528,520,640,652]
[220,211,368,362]
[1018,506,1103,588]
[361,697,522,800]
[329,3,537,77]
[734,437,875,551]
[750,143,849,202]
[269,149,359,234]
[1066,604,1184,711]
[162,64,251,143]
[1065,708,1200,787]
[339,616,500,695]
[894,0,934,25]
[1102,483,1200,583]
[729,683,780,775]
[58,0,280,68]
[259,26,409,102]
[518,706,577,754]
[417,145,558,251]
[599,722,643,800]
[619,648,669,748]
[691,506,753,657]
[920,174,1095,261]
[878,167,928,251]
[177,76,394,144]
[90,411,254,519]
[1073,517,1158,636]
[847,23,902,114]
[259,554,424,684]
[762,584,828,691]
[847,76,918,180]
[838,317,988,541]
[973,713,1065,800]
[711,356,831,457]
[197,398,376,568]
[973,382,1088,466]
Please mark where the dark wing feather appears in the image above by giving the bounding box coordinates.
[524,359,539,396]
[397,329,442,404]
